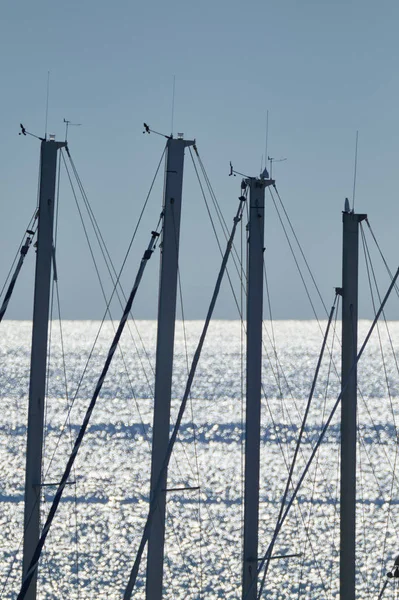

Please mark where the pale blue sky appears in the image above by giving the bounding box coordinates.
[1,0,399,319]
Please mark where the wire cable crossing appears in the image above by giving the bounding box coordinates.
[0,232,35,322]
[259,298,338,595]
[16,228,160,600]
[252,266,399,600]
[123,194,246,599]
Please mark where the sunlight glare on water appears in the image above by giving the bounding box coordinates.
[1,319,399,599]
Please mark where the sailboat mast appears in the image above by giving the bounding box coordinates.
[242,175,272,600]
[340,205,366,600]
[22,138,65,600]
[146,135,194,600]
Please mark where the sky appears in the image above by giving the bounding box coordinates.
[1,0,399,320]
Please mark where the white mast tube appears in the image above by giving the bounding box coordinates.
[22,139,64,600]
[146,135,194,600]
[340,207,366,600]
[242,176,268,600]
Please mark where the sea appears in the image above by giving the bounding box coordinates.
[1,319,399,599]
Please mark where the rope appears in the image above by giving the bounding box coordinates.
[123,195,246,599]
[16,229,160,600]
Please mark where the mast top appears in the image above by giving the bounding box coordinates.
[342,197,367,221]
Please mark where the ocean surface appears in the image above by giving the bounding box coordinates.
[1,319,399,599]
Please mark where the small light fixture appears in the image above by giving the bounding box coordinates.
[177,132,184,139]
[49,134,56,141]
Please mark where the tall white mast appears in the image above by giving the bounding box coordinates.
[242,174,273,599]
[146,134,194,600]
[340,204,366,600]
[23,138,65,600]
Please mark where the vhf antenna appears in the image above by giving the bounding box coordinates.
[63,118,82,142]
[268,155,287,179]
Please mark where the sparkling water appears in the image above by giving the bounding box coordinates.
[1,319,399,599]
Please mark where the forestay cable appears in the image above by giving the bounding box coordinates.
[16,228,160,600]
[123,195,246,599]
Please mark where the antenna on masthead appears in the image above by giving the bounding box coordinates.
[63,118,82,142]
[352,130,359,211]
[268,155,287,179]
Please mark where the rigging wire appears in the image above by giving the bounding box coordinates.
[189,148,246,320]
[251,267,399,600]
[63,149,156,391]
[191,147,247,286]
[5,143,168,596]
[360,225,399,593]
[258,383,330,600]
[260,278,343,534]
[65,147,159,399]
[263,260,282,398]
[272,185,329,317]
[269,187,320,320]
[66,144,165,298]
[123,195,246,599]
[0,211,37,322]
[365,220,399,299]
[240,208,245,566]
[193,167,344,594]
[67,145,221,592]
[177,278,204,597]
[259,297,338,595]
[39,145,166,481]
[52,150,81,594]
[296,297,341,600]
[17,228,161,600]
[188,149,262,585]
[168,201,203,597]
